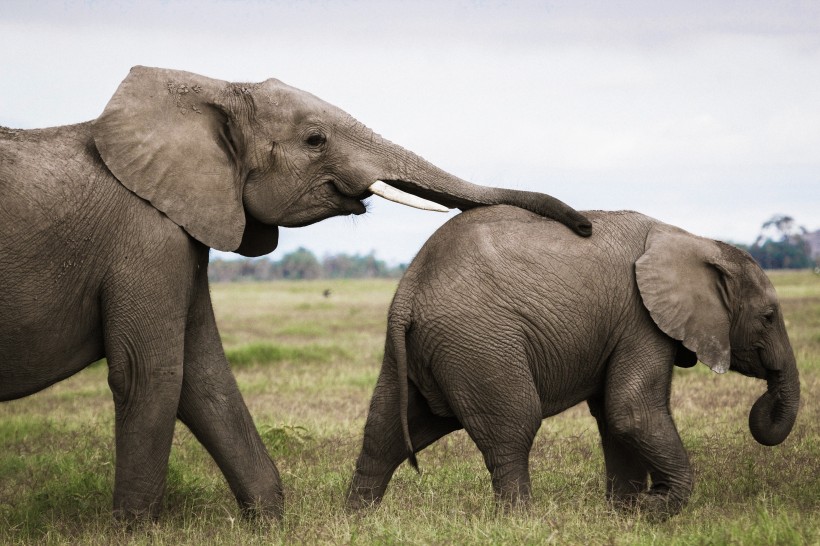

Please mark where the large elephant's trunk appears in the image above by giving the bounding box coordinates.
[748,356,800,446]
[370,138,592,237]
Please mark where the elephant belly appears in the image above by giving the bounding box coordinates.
[407,299,610,423]
[0,278,105,401]
[528,329,611,419]
[537,371,602,419]
[0,326,104,401]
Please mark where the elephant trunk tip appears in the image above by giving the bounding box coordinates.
[576,218,593,237]
[518,192,592,237]
[748,369,800,447]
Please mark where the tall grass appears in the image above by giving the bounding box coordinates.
[0,273,818,544]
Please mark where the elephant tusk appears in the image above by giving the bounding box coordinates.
[368,181,450,212]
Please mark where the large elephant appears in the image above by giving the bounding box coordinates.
[347,206,800,520]
[0,67,591,522]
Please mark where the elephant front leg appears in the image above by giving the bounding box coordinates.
[177,273,283,520]
[103,294,188,521]
[587,397,649,507]
[605,344,694,520]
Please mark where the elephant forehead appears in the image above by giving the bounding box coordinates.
[735,259,778,306]
[255,80,343,121]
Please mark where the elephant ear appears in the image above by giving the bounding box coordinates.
[635,224,733,373]
[92,66,246,251]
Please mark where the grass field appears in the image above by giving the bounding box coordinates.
[1,271,818,544]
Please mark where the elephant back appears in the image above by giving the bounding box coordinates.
[397,205,655,334]
[411,206,653,276]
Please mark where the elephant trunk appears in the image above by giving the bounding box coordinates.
[373,139,592,237]
[748,354,800,446]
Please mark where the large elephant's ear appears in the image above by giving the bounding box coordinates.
[92,66,245,251]
[635,224,732,373]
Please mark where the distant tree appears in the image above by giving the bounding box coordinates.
[279,247,322,279]
[325,251,391,278]
[744,215,813,270]
[323,253,355,278]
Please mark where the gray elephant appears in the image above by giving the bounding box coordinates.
[0,67,591,522]
[347,205,799,520]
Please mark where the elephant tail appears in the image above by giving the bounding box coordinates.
[389,315,419,472]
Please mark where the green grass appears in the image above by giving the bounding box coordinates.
[225,343,350,367]
[1,274,818,544]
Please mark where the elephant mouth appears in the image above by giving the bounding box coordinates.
[277,181,366,228]
[729,350,767,379]
[327,180,368,216]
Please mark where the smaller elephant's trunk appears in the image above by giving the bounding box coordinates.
[748,362,800,446]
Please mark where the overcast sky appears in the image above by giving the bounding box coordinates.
[2,1,818,264]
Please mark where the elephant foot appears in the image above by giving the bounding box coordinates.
[607,488,687,522]
[346,478,387,512]
[492,476,532,513]
[345,494,380,512]
[112,502,162,532]
[607,492,642,513]
[494,495,531,515]
[636,489,687,522]
[238,494,285,522]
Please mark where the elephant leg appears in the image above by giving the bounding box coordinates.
[347,367,461,510]
[604,343,694,520]
[587,396,649,507]
[103,277,190,521]
[438,358,542,509]
[176,267,284,520]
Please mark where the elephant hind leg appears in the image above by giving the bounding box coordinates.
[436,357,541,509]
[347,371,460,511]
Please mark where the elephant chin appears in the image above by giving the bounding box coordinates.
[748,369,799,447]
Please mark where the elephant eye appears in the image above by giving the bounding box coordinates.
[305,133,326,147]
[762,309,775,325]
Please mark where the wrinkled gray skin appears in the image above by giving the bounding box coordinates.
[0,67,591,522]
[348,206,800,520]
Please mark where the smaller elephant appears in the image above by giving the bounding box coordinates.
[347,206,800,520]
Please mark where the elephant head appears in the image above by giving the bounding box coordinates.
[635,224,800,446]
[92,66,591,257]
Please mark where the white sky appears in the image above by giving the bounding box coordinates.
[2,0,818,264]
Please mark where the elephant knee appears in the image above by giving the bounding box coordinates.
[606,405,644,442]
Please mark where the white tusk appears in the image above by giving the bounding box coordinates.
[368,181,450,212]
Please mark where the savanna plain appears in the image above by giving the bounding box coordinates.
[0,271,818,545]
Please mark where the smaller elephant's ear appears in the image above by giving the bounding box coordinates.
[635,224,732,373]
[92,66,245,251]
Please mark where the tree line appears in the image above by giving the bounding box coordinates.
[208,248,407,282]
[733,215,817,270]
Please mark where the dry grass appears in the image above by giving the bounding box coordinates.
[0,272,818,544]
